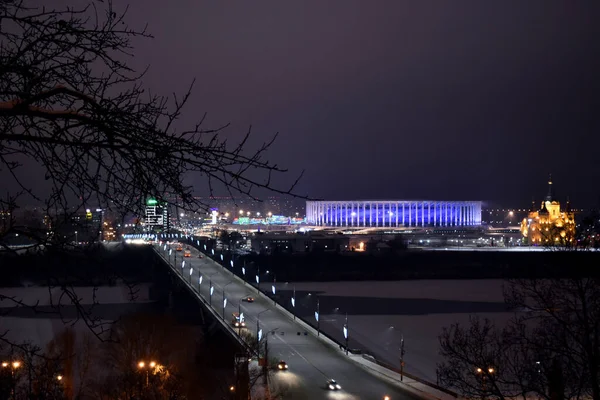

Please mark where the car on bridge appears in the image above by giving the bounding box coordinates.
[242,296,254,303]
[232,312,246,328]
[326,379,341,391]
[184,249,191,257]
[276,360,288,371]
[176,244,183,251]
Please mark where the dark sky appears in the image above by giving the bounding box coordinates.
[20,1,600,208]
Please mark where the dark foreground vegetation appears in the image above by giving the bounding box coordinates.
[241,249,600,281]
[1,245,245,399]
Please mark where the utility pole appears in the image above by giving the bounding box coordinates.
[292,285,296,321]
[316,298,320,337]
[344,313,349,356]
[400,336,406,382]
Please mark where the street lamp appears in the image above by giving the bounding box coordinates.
[137,360,157,387]
[315,298,320,337]
[257,309,271,357]
[255,267,260,293]
[2,360,21,398]
[291,285,296,320]
[222,281,234,319]
[237,295,250,335]
[343,313,349,355]
[74,231,78,244]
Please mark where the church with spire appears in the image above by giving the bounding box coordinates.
[520,175,576,246]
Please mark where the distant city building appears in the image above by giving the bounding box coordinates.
[520,176,575,246]
[250,232,350,254]
[144,198,170,232]
[306,200,482,227]
[481,208,528,226]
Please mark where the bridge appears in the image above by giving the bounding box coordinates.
[142,234,455,400]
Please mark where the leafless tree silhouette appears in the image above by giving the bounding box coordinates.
[438,278,600,400]
[0,0,304,249]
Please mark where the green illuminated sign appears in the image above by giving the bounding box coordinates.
[147,198,158,206]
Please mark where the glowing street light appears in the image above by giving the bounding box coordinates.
[315,298,320,336]
[230,260,234,268]
[343,313,349,355]
[291,285,296,320]
[137,360,158,387]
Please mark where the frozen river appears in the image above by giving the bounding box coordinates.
[273,279,511,383]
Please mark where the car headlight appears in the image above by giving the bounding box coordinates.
[336,384,341,389]
[278,365,283,369]
[329,385,335,390]
[235,323,239,326]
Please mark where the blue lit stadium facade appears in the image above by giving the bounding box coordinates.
[306,200,482,228]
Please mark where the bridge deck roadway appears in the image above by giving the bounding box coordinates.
[154,243,421,400]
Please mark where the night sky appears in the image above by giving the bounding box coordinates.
[18,1,600,208]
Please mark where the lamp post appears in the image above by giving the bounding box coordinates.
[209,279,214,306]
[400,336,405,381]
[255,266,260,294]
[291,285,296,320]
[237,296,249,335]
[343,313,348,355]
[241,262,246,285]
[222,281,233,319]
[315,298,320,337]
[257,309,271,357]
[2,360,21,400]
[137,360,157,387]
[74,230,78,245]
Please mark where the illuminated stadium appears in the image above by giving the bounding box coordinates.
[306,200,482,228]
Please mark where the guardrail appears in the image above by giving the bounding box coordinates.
[361,355,458,398]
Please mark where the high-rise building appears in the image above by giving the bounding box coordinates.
[144,198,170,232]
